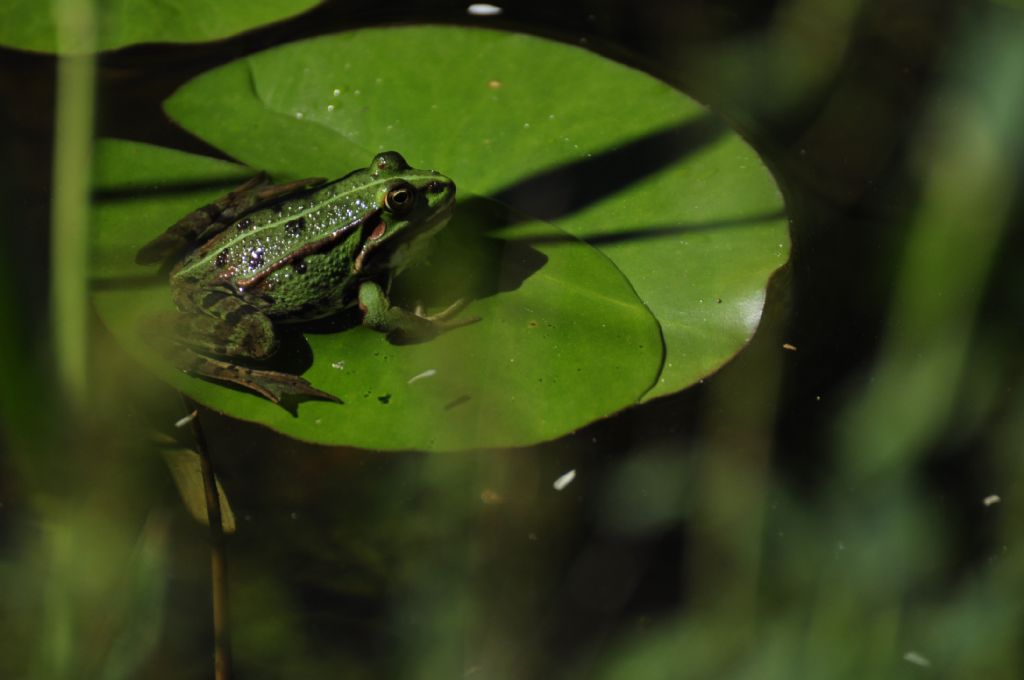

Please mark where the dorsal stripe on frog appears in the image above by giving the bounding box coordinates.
[233,209,382,291]
[174,173,442,279]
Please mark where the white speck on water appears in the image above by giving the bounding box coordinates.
[983,494,1002,506]
[327,104,335,112]
[467,3,503,15]
[353,89,361,96]
[375,77,382,84]
[294,111,304,119]
[331,361,345,370]
[553,469,576,491]
[333,88,341,96]
[548,113,556,119]
[315,418,322,425]
[523,122,530,128]
[408,369,437,384]
[290,512,299,520]
[174,410,198,428]
[903,651,931,668]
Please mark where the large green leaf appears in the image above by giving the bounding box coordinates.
[164,25,790,401]
[0,0,320,54]
[91,140,664,450]
[91,25,788,449]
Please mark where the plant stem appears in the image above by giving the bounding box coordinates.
[50,0,97,410]
[183,397,233,680]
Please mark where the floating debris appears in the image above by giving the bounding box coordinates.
[408,368,437,384]
[782,343,797,351]
[174,410,198,429]
[467,3,503,16]
[553,469,576,491]
[983,494,1002,507]
[902,651,931,668]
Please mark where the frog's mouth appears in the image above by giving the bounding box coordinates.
[353,199,454,274]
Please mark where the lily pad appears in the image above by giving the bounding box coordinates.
[91,140,664,450]
[164,25,790,401]
[0,0,320,54]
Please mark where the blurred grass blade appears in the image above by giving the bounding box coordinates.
[839,17,1024,478]
[50,0,96,408]
[98,514,170,680]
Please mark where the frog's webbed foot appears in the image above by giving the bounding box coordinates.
[136,173,327,265]
[186,352,341,405]
[412,298,480,327]
[359,281,479,341]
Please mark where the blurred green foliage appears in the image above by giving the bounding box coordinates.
[1,0,1022,678]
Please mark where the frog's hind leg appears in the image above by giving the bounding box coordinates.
[136,173,328,265]
[174,349,341,405]
[146,294,340,405]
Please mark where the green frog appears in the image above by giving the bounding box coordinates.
[136,151,472,404]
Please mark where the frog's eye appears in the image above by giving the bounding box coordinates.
[384,182,416,214]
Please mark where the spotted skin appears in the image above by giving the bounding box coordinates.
[137,152,473,404]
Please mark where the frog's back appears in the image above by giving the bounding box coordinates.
[170,175,378,318]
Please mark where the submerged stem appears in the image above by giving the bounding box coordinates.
[182,397,233,680]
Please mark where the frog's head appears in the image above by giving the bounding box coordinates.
[353,151,456,275]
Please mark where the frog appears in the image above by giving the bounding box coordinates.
[136,151,473,404]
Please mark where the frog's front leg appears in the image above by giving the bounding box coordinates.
[357,281,478,339]
[153,289,340,404]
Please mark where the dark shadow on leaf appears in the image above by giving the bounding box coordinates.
[492,114,728,222]
[91,271,168,290]
[508,210,788,246]
[92,174,253,201]
[258,326,317,376]
[391,196,550,306]
[444,395,472,411]
[295,197,549,347]
[90,252,185,290]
